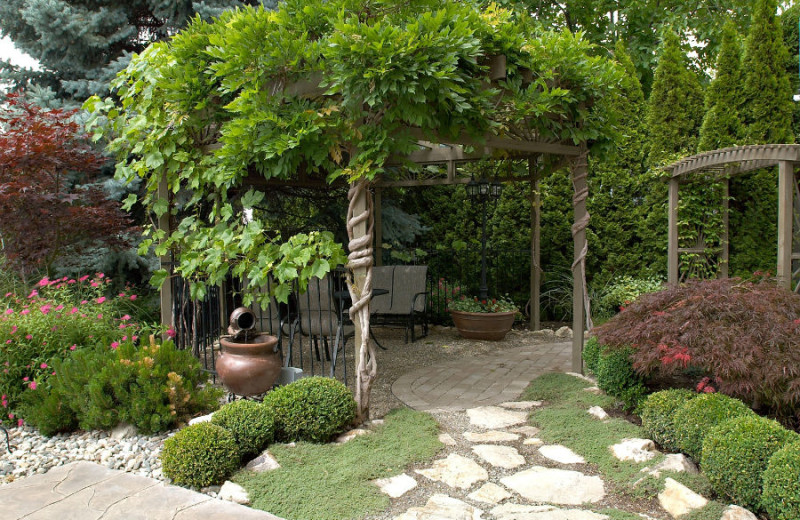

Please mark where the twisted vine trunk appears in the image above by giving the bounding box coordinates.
[571,145,593,332]
[346,179,376,423]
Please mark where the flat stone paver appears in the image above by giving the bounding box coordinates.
[392,341,571,410]
[500,466,605,505]
[393,494,484,520]
[0,461,281,520]
[463,431,521,443]
[491,503,609,520]
[468,482,512,504]
[539,445,586,465]
[415,453,489,489]
[466,406,528,429]
[472,445,526,469]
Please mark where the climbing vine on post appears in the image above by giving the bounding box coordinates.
[86,0,621,421]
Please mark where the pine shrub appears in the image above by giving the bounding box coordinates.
[762,441,800,520]
[673,393,756,460]
[639,389,697,452]
[596,346,648,411]
[701,415,799,511]
[263,377,356,443]
[211,400,275,458]
[161,422,240,488]
[594,277,800,424]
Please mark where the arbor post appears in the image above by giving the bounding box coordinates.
[720,178,729,278]
[529,157,541,331]
[570,146,590,373]
[777,160,793,289]
[668,177,680,285]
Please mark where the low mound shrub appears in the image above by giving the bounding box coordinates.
[701,415,799,511]
[639,389,697,452]
[593,277,800,423]
[582,336,601,375]
[263,376,356,443]
[161,422,240,488]
[211,399,275,458]
[762,441,800,520]
[596,346,648,411]
[673,392,756,460]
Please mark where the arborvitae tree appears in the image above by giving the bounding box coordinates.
[729,0,795,276]
[0,1,274,103]
[698,21,744,152]
[587,41,652,286]
[779,3,800,141]
[644,29,705,167]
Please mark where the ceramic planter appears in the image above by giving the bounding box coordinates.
[450,310,516,341]
[216,334,281,396]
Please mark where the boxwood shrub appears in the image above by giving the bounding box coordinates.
[582,336,601,375]
[673,393,756,460]
[639,389,697,452]
[262,376,356,443]
[762,441,800,520]
[701,415,799,511]
[161,422,240,488]
[211,399,275,459]
[596,346,648,411]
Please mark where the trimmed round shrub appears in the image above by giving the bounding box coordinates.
[161,422,240,488]
[763,441,800,520]
[701,415,799,511]
[639,389,697,452]
[211,399,275,458]
[673,393,756,460]
[262,376,356,443]
[582,336,601,375]
[596,346,648,411]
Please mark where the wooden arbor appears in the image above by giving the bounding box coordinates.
[663,144,800,289]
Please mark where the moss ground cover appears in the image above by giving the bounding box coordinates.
[235,408,442,520]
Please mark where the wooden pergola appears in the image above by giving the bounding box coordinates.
[663,144,800,290]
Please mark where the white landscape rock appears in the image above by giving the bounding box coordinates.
[463,431,520,443]
[658,477,708,518]
[336,428,369,443]
[610,439,660,463]
[188,413,214,425]
[510,426,541,437]
[500,401,543,410]
[472,445,526,469]
[468,483,513,504]
[245,450,280,472]
[374,473,418,498]
[394,494,484,520]
[523,438,544,446]
[111,423,138,440]
[530,329,556,339]
[491,503,609,520]
[587,406,609,420]
[555,326,573,338]
[720,505,758,520]
[583,387,603,395]
[439,433,458,446]
[219,480,250,505]
[415,453,489,489]
[538,445,586,464]
[500,467,605,505]
[467,406,528,429]
[642,454,698,478]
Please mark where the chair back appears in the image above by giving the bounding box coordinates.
[298,276,339,337]
[370,266,394,314]
[391,265,427,313]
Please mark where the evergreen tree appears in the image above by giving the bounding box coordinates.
[587,41,652,286]
[729,0,794,276]
[0,1,274,103]
[698,21,744,151]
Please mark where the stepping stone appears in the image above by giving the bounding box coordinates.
[245,450,280,472]
[641,454,698,478]
[658,477,708,518]
[721,505,758,520]
[468,483,513,504]
[587,406,609,420]
[492,503,609,520]
[336,428,369,443]
[439,433,457,446]
[394,494,484,520]
[539,445,586,464]
[463,431,520,443]
[609,439,659,463]
[374,473,417,498]
[524,438,544,446]
[219,481,250,505]
[472,445,526,469]
[415,453,488,489]
[500,467,605,505]
[500,401,543,410]
[511,426,541,437]
[467,406,528,429]
[189,413,214,425]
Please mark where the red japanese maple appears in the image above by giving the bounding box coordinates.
[0,93,134,276]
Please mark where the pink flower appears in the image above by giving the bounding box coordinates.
[91,282,99,287]
[97,314,103,319]
[4,308,12,315]
[25,334,32,340]
[79,275,89,282]
[55,304,64,311]
[17,419,22,427]
[119,324,127,329]
[27,290,38,298]
[8,413,14,419]
[21,309,29,315]
[38,278,49,286]
[98,273,105,279]
[119,293,126,297]
[80,314,87,318]
[29,381,37,390]
[70,307,78,314]
[132,336,138,342]
[4,292,11,297]
[5,340,10,345]
[80,300,88,305]
[122,336,128,341]
[166,328,177,339]
[22,377,28,381]
[121,314,131,321]
[51,371,55,375]
[69,345,77,351]
[68,279,76,284]
[111,341,119,350]
[130,295,137,301]
[96,297,106,304]
[40,363,47,369]
[40,304,52,315]
[10,325,16,334]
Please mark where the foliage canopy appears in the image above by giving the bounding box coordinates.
[86,0,621,303]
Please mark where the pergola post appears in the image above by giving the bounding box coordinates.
[777,160,793,289]
[374,187,383,266]
[720,179,729,278]
[529,158,541,331]
[570,146,589,373]
[667,177,679,285]
[158,174,173,332]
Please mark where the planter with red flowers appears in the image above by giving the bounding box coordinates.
[448,295,518,341]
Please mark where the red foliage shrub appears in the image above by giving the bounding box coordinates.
[594,277,800,422]
[0,93,134,276]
